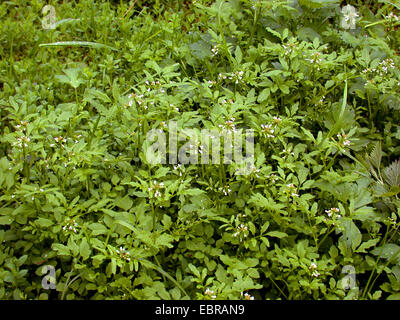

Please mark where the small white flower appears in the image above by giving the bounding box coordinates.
[312,271,320,278]
[261,124,275,138]
[241,292,254,300]
[211,45,219,56]
[309,262,317,270]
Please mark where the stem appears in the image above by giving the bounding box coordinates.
[151,201,156,232]
[61,273,81,300]
[362,226,389,298]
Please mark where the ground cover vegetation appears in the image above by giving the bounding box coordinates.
[0,0,400,300]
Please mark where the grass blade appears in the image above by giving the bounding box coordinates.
[39,41,118,51]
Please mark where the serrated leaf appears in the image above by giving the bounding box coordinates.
[355,238,380,253]
[383,159,400,187]
[367,141,382,171]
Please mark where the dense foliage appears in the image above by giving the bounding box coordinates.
[1,0,400,300]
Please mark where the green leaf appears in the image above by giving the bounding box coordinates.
[355,238,380,253]
[115,220,136,233]
[371,244,400,263]
[88,223,108,236]
[36,217,53,228]
[0,216,13,225]
[257,88,270,103]
[339,219,362,251]
[298,0,339,8]
[79,238,91,261]
[235,46,242,64]
[188,263,200,277]
[181,188,205,196]
[52,243,70,256]
[115,196,133,211]
[266,231,288,238]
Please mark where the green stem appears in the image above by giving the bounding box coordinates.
[362,227,389,299]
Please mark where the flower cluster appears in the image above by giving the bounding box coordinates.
[260,124,274,138]
[282,147,295,159]
[50,135,67,148]
[284,184,299,198]
[233,223,248,238]
[362,58,397,77]
[218,185,232,196]
[14,120,29,132]
[325,207,341,219]
[228,71,244,84]
[306,52,323,70]
[127,93,146,108]
[272,116,282,125]
[309,262,320,278]
[116,246,131,262]
[145,80,163,91]
[148,180,165,198]
[336,133,351,151]
[204,288,216,299]
[173,164,185,176]
[221,98,234,106]
[385,12,399,21]
[13,135,30,148]
[218,73,227,81]
[282,42,297,56]
[316,95,325,106]
[249,166,260,178]
[62,219,79,233]
[241,292,255,300]
[261,116,282,139]
[267,173,279,183]
[219,117,237,133]
[207,80,216,88]
[211,45,219,56]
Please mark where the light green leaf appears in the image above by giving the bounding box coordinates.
[79,238,91,261]
[266,231,288,238]
[39,41,118,51]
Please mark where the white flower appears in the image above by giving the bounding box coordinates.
[242,292,255,300]
[205,288,214,295]
[116,246,131,261]
[325,207,341,221]
[312,270,320,278]
[204,288,216,298]
[218,185,232,196]
[386,12,399,21]
[261,124,275,138]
